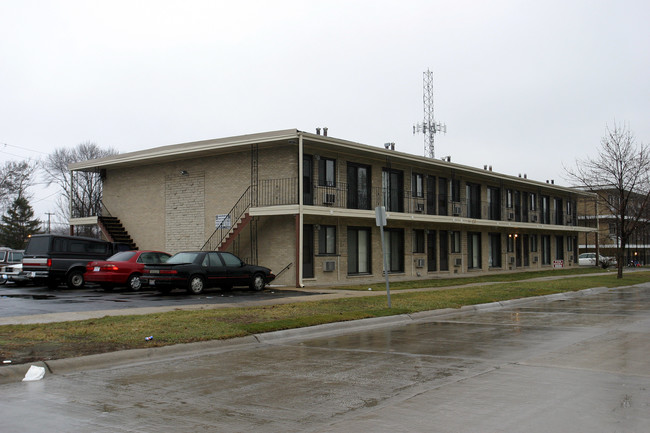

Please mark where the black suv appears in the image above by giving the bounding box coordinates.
[22,234,132,289]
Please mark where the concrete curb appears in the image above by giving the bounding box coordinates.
[0,284,630,385]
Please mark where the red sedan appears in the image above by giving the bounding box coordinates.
[85,250,171,291]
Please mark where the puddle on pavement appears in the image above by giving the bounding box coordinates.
[1,294,56,300]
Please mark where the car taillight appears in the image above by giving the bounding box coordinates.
[101,265,119,272]
[160,270,177,274]
[47,259,52,268]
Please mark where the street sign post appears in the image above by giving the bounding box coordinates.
[375,206,391,308]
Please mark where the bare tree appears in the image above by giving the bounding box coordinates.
[565,122,650,278]
[0,160,37,213]
[41,142,118,236]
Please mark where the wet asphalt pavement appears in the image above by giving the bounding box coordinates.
[1,282,650,431]
[0,283,318,318]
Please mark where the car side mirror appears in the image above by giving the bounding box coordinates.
[240,260,245,267]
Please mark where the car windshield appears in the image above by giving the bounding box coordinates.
[167,252,200,264]
[106,251,137,261]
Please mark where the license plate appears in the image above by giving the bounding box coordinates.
[94,267,100,272]
[30,272,36,278]
[149,270,160,274]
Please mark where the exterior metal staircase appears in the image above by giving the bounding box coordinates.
[98,216,137,250]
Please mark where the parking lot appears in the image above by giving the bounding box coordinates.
[0,282,318,321]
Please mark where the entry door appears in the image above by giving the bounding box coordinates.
[303,155,313,205]
[303,224,314,278]
[439,230,449,271]
[516,236,523,267]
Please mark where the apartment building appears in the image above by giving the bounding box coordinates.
[69,129,594,287]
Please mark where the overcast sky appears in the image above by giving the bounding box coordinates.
[1,0,649,225]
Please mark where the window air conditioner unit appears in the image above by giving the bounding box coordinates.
[510,256,515,264]
[323,193,336,205]
[323,261,336,272]
[415,258,425,268]
[533,256,538,263]
[452,205,461,216]
[508,212,515,220]
[531,214,538,222]
[415,203,425,213]
[454,258,462,267]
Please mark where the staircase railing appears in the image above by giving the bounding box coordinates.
[202,186,252,251]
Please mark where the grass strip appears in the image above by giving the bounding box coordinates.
[0,271,648,364]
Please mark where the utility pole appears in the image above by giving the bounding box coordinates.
[413,69,446,158]
[45,212,54,233]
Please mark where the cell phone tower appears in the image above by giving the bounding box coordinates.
[413,69,446,158]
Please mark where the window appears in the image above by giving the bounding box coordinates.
[318,157,336,187]
[426,176,436,215]
[530,234,538,252]
[382,169,404,212]
[220,252,242,267]
[554,198,563,225]
[468,232,482,269]
[507,234,515,253]
[438,177,448,215]
[413,229,425,253]
[555,235,564,260]
[451,179,461,202]
[540,196,550,224]
[487,187,501,220]
[506,190,513,208]
[427,231,437,271]
[384,228,404,272]
[529,193,537,211]
[412,173,424,198]
[439,230,449,271]
[347,163,371,210]
[347,227,371,274]
[567,236,573,252]
[318,225,336,255]
[451,231,461,253]
[489,233,501,268]
[541,235,551,265]
[466,183,481,219]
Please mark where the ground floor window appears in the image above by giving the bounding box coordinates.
[413,229,425,253]
[451,231,461,253]
[468,232,482,269]
[488,233,501,268]
[347,227,371,274]
[318,225,336,255]
[556,235,564,260]
[384,228,404,273]
[541,235,551,265]
[427,231,437,271]
[440,230,449,271]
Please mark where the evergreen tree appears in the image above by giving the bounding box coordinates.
[0,196,41,249]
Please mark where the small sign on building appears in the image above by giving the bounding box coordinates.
[553,260,564,269]
[215,214,231,229]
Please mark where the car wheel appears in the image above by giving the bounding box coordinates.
[187,275,205,295]
[127,274,142,291]
[66,270,85,289]
[250,273,265,291]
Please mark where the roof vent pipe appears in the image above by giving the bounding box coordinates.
[524,174,527,179]
[323,127,328,137]
[484,165,487,170]
[489,165,492,171]
[316,128,321,135]
[551,179,554,184]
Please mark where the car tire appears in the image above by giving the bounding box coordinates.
[250,273,265,291]
[66,270,85,289]
[187,275,205,295]
[127,274,142,291]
